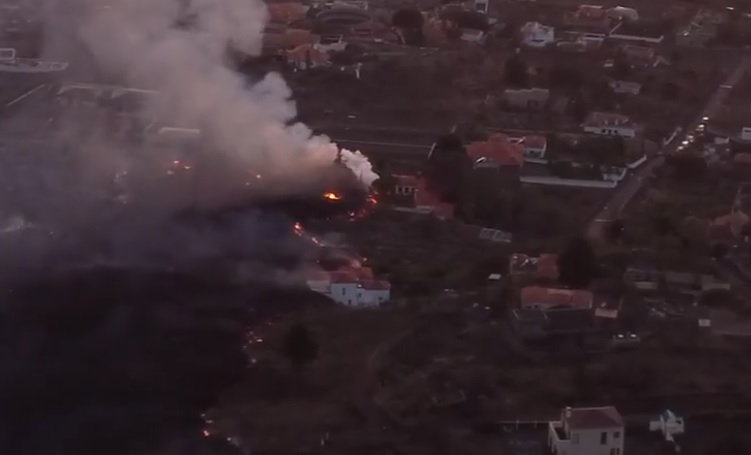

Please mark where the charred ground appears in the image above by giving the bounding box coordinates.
[0,265,335,455]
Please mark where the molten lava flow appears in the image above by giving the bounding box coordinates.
[323,192,341,201]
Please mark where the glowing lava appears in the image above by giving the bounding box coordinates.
[323,192,341,201]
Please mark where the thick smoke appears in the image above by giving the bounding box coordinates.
[0,0,380,269]
[42,0,378,188]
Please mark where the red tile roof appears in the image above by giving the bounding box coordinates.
[286,44,329,65]
[524,135,547,149]
[329,271,359,284]
[354,266,374,280]
[536,254,559,280]
[467,133,524,167]
[733,153,751,164]
[394,174,419,187]
[362,280,391,290]
[520,286,593,310]
[267,2,308,23]
[711,211,749,237]
[414,178,455,218]
[565,406,623,430]
[305,269,330,281]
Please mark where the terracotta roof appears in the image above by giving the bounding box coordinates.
[264,29,318,50]
[414,178,455,218]
[362,280,391,290]
[524,135,547,149]
[329,271,359,284]
[565,406,623,430]
[536,254,559,280]
[733,153,751,164]
[467,134,524,167]
[394,174,419,187]
[267,2,308,23]
[711,211,749,237]
[286,44,329,64]
[354,266,374,280]
[305,269,330,281]
[520,286,593,310]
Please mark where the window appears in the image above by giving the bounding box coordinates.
[614,431,620,439]
[600,432,608,444]
[610,449,615,455]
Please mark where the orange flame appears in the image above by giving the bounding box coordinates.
[323,192,341,200]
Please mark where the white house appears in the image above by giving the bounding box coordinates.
[522,135,547,160]
[460,29,486,43]
[315,34,347,53]
[608,6,638,21]
[742,126,751,142]
[473,0,489,13]
[608,80,642,95]
[583,112,638,138]
[306,267,391,307]
[393,174,418,196]
[549,406,625,455]
[521,22,555,48]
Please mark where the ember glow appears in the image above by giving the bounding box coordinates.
[323,192,341,201]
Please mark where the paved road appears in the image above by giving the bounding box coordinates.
[586,56,751,239]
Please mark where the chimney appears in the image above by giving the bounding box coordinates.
[564,407,573,419]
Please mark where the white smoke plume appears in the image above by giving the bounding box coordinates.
[40,0,379,189]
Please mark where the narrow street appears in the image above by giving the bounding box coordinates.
[587,56,751,239]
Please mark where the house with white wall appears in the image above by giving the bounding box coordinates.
[742,126,751,142]
[473,0,489,13]
[549,406,624,455]
[522,135,547,160]
[305,267,390,307]
[583,112,639,138]
[521,22,555,48]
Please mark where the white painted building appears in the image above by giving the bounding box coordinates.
[460,29,486,43]
[521,22,555,48]
[583,112,638,138]
[742,126,751,142]
[473,0,489,13]
[306,268,390,307]
[549,406,625,455]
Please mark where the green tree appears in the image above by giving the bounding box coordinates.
[605,218,625,244]
[424,134,472,204]
[504,52,529,88]
[557,237,598,288]
[392,8,425,45]
[281,323,318,375]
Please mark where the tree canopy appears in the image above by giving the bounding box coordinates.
[504,53,529,88]
[392,8,425,45]
[557,236,598,288]
[666,154,707,181]
[281,322,318,374]
[424,134,472,204]
[392,8,424,29]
